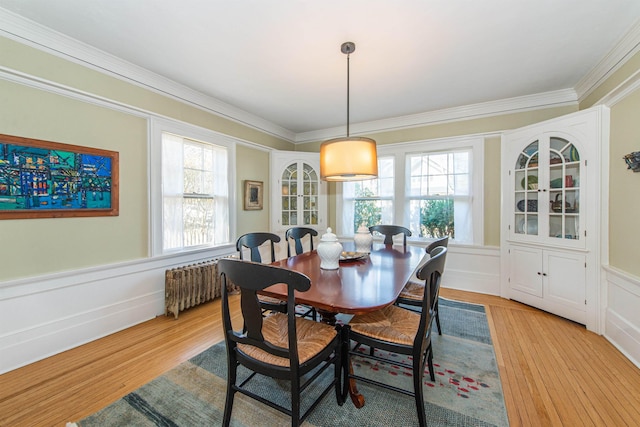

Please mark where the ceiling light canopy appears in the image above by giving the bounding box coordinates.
[320,42,378,182]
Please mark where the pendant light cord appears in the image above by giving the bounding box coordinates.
[346,51,350,137]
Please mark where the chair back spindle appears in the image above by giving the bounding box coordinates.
[236,232,280,263]
[369,225,412,247]
[285,227,318,257]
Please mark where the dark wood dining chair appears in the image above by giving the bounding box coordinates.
[346,246,447,427]
[236,232,287,314]
[218,258,346,427]
[285,227,319,321]
[285,227,318,257]
[369,224,412,247]
[396,236,449,334]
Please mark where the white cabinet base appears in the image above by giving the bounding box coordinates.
[509,244,586,325]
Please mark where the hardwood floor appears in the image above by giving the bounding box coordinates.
[1,289,639,426]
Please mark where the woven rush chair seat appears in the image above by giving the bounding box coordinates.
[346,247,447,427]
[238,313,337,367]
[396,236,449,335]
[258,295,286,305]
[218,258,346,427]
[397,280,424,302]
[349,305,420,347]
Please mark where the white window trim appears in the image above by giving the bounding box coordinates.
[150,117,237,256]
[336,135,484,245]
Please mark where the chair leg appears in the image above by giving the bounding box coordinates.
[291,377,301,427]
[427,343,435,382]
[340,326,351,404]
[435,300,442,335]
[413,353,427,427]
[334,327,345,406]
[297,305,318,321]
[222,359,238,427]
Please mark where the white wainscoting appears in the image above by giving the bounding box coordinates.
[0,246,235,374]
[603,266,640,369]
[440,245,501,295]
[0,243,509,375]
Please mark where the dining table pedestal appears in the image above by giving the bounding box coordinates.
[265,243,425,408]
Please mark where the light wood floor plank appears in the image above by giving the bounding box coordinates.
[1,289,640,426]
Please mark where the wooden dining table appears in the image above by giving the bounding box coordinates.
[264,241,426,407]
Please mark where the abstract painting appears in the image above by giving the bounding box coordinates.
[0,134,119,219]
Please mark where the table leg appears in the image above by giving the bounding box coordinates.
[319,309,366,408]
[317,309,337,325]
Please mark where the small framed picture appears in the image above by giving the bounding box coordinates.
[244,180,263,210]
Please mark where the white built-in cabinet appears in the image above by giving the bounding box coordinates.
[270,151,327,233]
[501,106,608,332]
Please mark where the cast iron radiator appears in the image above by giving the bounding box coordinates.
[165,257,236,319]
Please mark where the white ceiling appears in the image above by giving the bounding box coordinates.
[1,1,640,142]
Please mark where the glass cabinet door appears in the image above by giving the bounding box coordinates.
[280,162,319,226]
[281,163,298,226]
[514,140,539,236]
[301,163,319,226]
[548,137,580,241]
[513,137,581,244]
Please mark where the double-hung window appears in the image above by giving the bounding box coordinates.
[151,118,235,255]
[338,136,483,244]
[341,156,394,233]
[406,149,472,241]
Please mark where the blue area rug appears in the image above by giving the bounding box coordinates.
[78,298,508,426]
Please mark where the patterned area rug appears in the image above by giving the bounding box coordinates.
[77,299,508,426]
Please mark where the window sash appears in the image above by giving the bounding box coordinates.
[161,132,229,251]
[151,120,234,255]
[341,156,395,233]
[337,136,483,244]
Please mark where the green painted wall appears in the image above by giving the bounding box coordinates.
[579,48,640,276]
[236,145,271,236]
[0,79,148,279]
[609,90,640,276]
[0,36,289,281]
[483,136,502,247]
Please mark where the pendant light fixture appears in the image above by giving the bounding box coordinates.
[320,42,378,181]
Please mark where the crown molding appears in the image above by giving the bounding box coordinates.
[8,7,638,145]
[294,89,578,144]
[575,18,640,102]
[0,8,297,143]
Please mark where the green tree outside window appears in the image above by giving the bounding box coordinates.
[353,186,382,232]
[419,199,454,239]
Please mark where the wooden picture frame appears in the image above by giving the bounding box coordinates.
[244,180,263,210]
[0,133,119,219]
